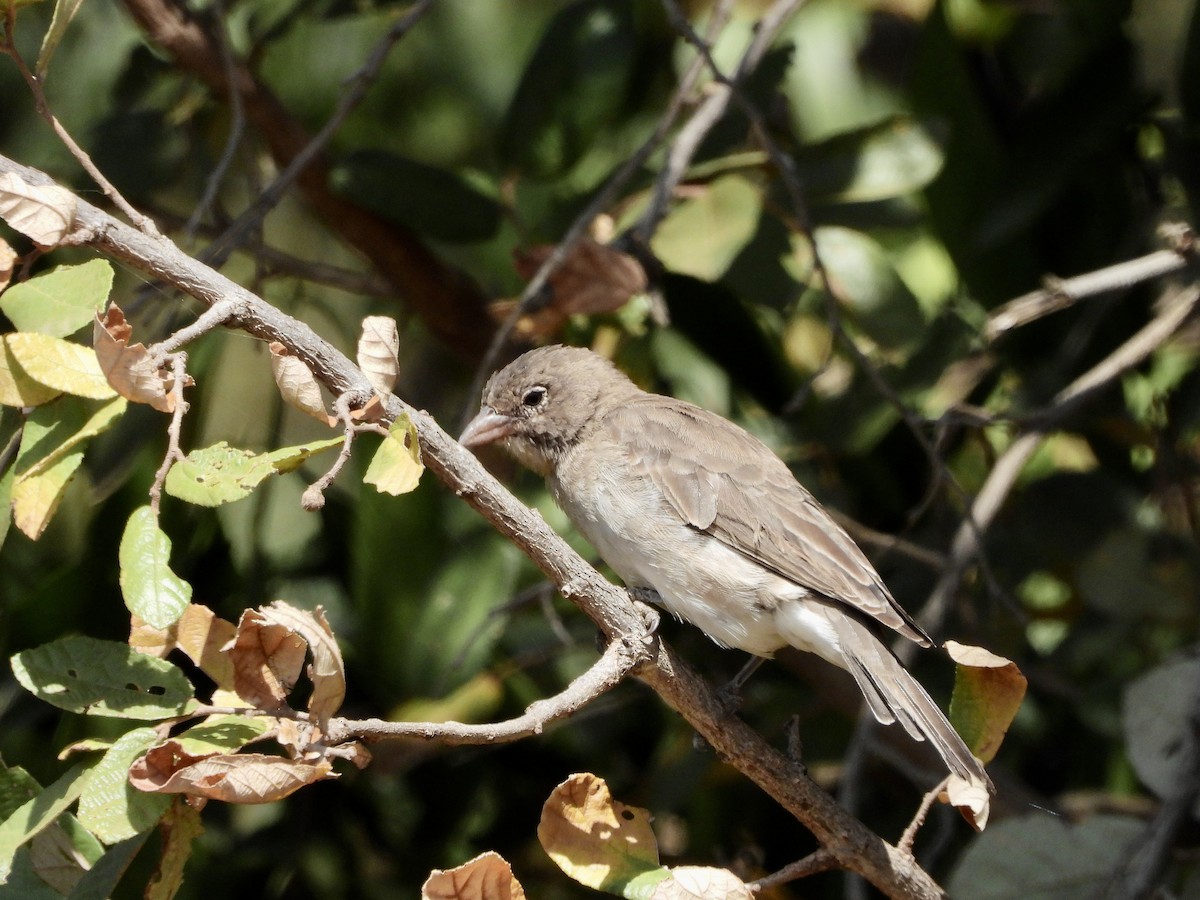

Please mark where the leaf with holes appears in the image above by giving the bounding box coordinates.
[164,438,342,507]
[10,635,195,719]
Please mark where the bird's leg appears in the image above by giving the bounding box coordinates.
[714,655,767,715]
[627,587,663,643]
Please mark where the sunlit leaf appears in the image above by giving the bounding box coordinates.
[164,438,341,506]
[128,745,335,803]
[0,335,63,407]
[269,342,332,426]
[119,506,193,629]
[363,414,423,496]
[10,635,195,718]
[357,315,399,395]
[93,305,176,412]
[0,259,111,337]
[10,447,84,540]
[421,851,527,900]
[77,728,170,842]
[947,641,1027,765]
[652,175,762,282]
[0,173,77,246]
[3,332,116,399]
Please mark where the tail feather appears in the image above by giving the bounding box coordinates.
[829,612,993,793]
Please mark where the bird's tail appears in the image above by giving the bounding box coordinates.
[801,608,993,794]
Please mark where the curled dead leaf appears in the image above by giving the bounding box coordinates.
[357,315,400,395]
[421,851,526,900]
[943,774,991,832]
[93,305,177,412]
[129,742,335,803]
[255,602,346,729]
[0,172,77,246]
[226,608,308,710]
[268,342,335,426]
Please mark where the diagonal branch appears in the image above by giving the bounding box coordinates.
[0,151,944,900]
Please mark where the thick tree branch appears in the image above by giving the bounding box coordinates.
[0,151,943,900]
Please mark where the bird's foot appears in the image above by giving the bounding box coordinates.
[627,587,662,644]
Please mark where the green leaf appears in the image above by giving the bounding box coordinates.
[164,438,341,507]
[77,728,168,843]
[66,831,151,899]
[651,175,763,282]
[946,642,1027,765]
[10,635,195,718]
[363,414,423,496]
[119,507,193,629]
[2,333,116,400]
[15,395,126,479]
[10,446,85,540]
[329,151,501,243]
[497,0,637,178]
[794,117,945,204]
[0,260,112,337]
[0,764,88,883]
[794,227,927,349]
[172,716,270,756]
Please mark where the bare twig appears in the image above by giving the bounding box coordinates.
[986,238,1197,342]
[1,6,157,234]
[899,776,951,855]
[150,300,238,355]
[201,0,435,268]
[302,394,359,510]
[751,849,837,891]
[324,629,647,745]
[148,354,191,516]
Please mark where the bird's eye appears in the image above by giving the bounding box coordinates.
[522,387,546,407]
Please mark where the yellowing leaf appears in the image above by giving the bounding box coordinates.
[422,851,527,900]
[128,745,335,803]
[0,335,62,407]
[16,395,125,481]
[538,773,666,895]
[947,641,1027,765]
[0,173,77,246]
[11,447,83,540]
[119,506,193,629]
[4,332,116,399]
[269,342,333,425]
[93,305,175,412]
[651,175,761,281]
[363,414,423,496]
[357,315,399,395]
[130,604,238,691]
[0,260,112,337]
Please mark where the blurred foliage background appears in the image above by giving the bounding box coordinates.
[3,0,1200,896]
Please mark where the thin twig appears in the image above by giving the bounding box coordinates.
[1,6,158,234]
[184,0,245,242]
[148,354,191,516]
[302,393,359,510]
[150,300,238,355]
[460,0,740,430]
[898,776,951,855]
[324,630,647,745]
[751,848,837,891]
[200,0,434,269]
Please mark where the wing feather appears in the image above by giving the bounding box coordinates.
[612,397,930,645]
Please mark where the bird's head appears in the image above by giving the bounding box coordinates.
[460,344,638,475]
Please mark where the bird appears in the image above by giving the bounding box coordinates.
[460,344,991,796]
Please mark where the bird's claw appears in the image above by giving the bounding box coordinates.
[627,587,662,643]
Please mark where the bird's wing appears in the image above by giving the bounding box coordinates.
[614,397,930,646]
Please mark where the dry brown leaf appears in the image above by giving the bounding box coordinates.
[348,393,386,424]
[356,315,399,395]
[650,867,753,900]
[502,239,648,338]
[93,305,175,412]
[0,237,16,291]
[421,851,527,900]
[268,342,335,426]
[942,775,991,832]
[256,602,346,729]
[226,609,308,710]
[538,773,660,892]
[129,742,335,803]
[130,604,238,692]
[0,173,77,246]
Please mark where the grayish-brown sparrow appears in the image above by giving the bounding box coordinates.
[461,344,990,794]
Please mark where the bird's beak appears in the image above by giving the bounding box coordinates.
[459,406,517,447]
